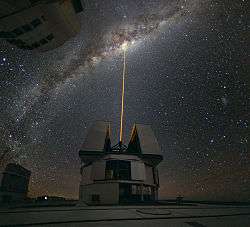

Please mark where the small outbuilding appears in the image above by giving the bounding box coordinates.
[0,163,31,203]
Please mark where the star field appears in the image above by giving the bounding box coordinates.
[0,0,249,200]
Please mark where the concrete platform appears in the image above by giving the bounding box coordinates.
[0,204,249,226]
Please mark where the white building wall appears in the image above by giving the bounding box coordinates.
[104,154,146,181]
[82,155,148,183]
[131,161,145,181]
[80,165,92,185]
[79,154,159,204]
[92,160,106,180]
[104,154,140,161]
[145,165,154,185]
[80,182,119,205]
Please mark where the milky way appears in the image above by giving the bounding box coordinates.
[1,0,200,150]
[42,0,200,92]
[0,0,249,200]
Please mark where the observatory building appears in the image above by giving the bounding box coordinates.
[79,121,163,205]
[0,163,31,203]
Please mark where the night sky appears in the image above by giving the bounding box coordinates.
[0,0,249,201]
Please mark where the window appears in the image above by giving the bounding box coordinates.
[31,42,40,48]
[26,46,33,50]
[131,185,140,195]
[46,33,54,41]
[105,160,131,180]
[29,0,42,4]
[31,18,42,28]
[15,40,26,48]
[91,194,100,202]
[6,39,15,44]
[153,168,159,185]
[0,31,16,39]
[12,28,24,36]
[8,39,27,49]
[71,0,84,13]
[40,39,48,45]
[22,24,32,32]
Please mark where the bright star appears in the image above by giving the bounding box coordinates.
[121,41,128,51]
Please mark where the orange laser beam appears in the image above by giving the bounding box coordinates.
[119,47,126,143]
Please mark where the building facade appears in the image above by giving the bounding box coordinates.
[0,0,83,51]
[79,121,163,205]
[0,163,31,203]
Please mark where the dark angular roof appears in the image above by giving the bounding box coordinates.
[127,124,162,156]
[79,122,163,165]
[4,163,31,177]
[127,124,163,165]
[79,121,111,154]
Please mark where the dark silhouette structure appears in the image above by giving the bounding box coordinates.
[0,163,31,203]
[0,0,83,51]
